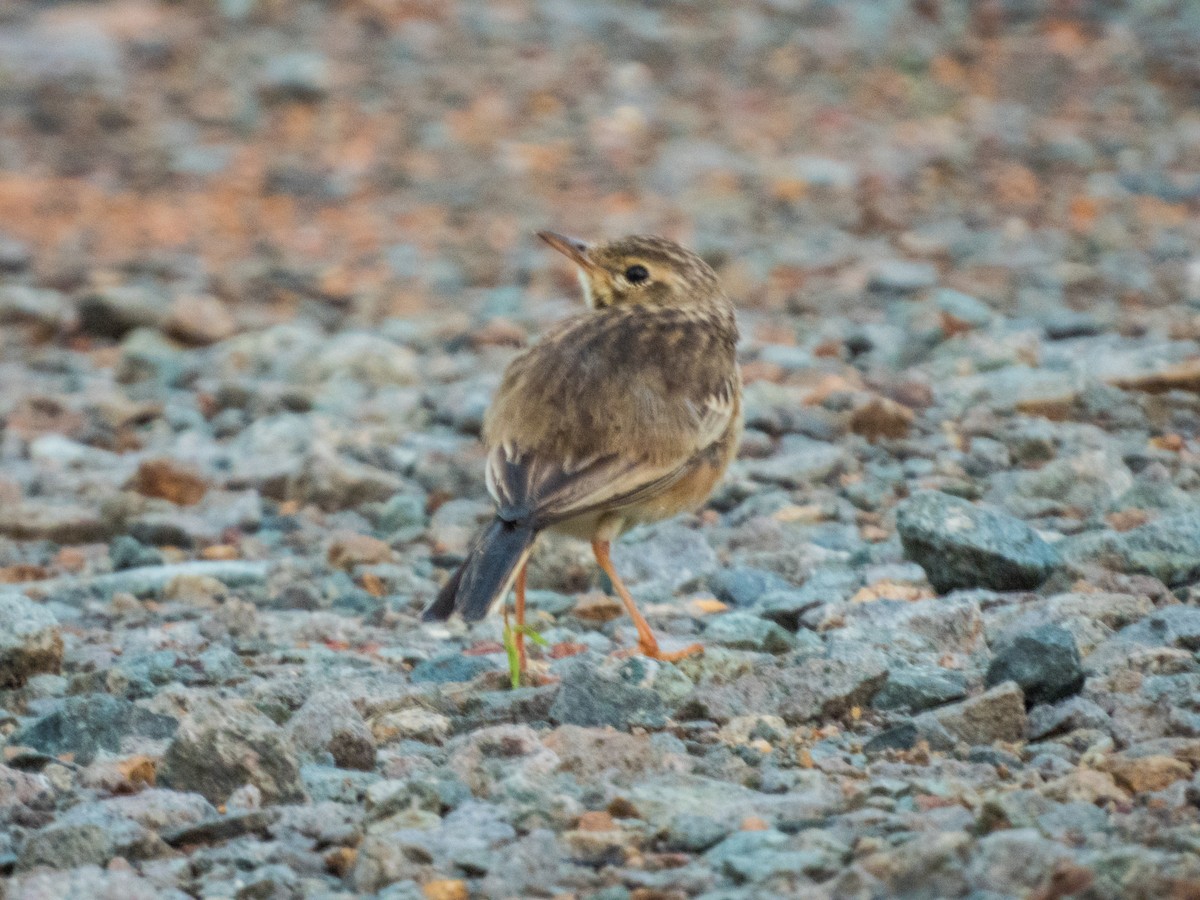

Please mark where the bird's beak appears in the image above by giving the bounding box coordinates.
[537,231,596,271]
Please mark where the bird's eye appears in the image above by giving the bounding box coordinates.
[624,264,649,284]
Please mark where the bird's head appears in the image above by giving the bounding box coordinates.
[538,231,723,310]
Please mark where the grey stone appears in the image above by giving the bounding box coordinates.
[755,568,861,629]
[160,809,278,848]
[0,594,62,689]
[108,535,164,571]
[1009,450,1133,516]
[372,882,425,900]
[376,492,428,535]
[964,437,1012,477]
[286,449,405,511]
[276,800,363,848]
[872,666,968,712]
[7,560,269,600]
[864,723,922,753]
[224,412,314,492]
[0,235,31,272]
[464,684,560,730]
[214,324,321,379]
[682,644,887,725]
[299,332,419,386]
[213,863,299,899]
[1089,607,1200,676]
[0,764,54,810]
[524,589,575,617]
[300,764,380,804]
[5,866,190,900]
[999,420,1059,465]
[1062,513,1200,587]
[92,789,216,831]
[708,566,792,607]
[964,828,1076,895]
[704,612,797,653]
[117,328,193,386]
[705,828,831,884]
[409,653,500,684]
[1042,309,1105,339]
[624,773,841,831]
[984,591,1153,661]
[427,497,491,558]
[26,433,121,469]
[611,522,719,592]
[548,654,667,730]
[743,436,847,487]
[897,491,1059,593]
[868,259,938,292]
[17,805,169,871]
[476,829,588,899]
[757,589,832,630]
[836,595,985,659]
[0,285,66,326]
[286,690,376,771]
[758,343,816,371]
[929,681,1027,745]
[1110,672,1200,742]
[76,285,167,339]
[1027,696,1112,741]
[0,502,119,544]
[976,788,1058,832]
[106,651,188,699]
[663,813,732,852]
[159,699,304,804]
[741,382,844,438]
[934,288,993,327]
[1111,469,1194,514]
[790,155,857,189]
[1035,801,1109,842]
[852,831,971,897]
[986,624,1084,707]
[258,51,331,102]
[365,774,463,822]
[542,726,685,788]
[1086,845,1200,900]
[429,378,494,434]
[353,801,516,892]
[10,695,177,766]
[1109,605,1200,652]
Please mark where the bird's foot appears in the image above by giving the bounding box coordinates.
[645,642,704,662]
[614,641,704,662]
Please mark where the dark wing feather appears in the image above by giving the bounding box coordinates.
[486,445,691,529]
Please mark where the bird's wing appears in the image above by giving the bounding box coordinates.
[485,443,690,527]
[482,306,738,528]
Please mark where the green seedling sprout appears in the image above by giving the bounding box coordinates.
[502,621,548,689]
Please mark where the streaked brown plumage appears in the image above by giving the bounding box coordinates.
[424,232,742,673]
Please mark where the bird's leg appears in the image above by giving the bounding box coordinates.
[514,561,529,676]
[592,539,703,662]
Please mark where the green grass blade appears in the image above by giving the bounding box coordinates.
[502,623,520,689]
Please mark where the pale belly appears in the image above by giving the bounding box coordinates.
[545,415,740,542]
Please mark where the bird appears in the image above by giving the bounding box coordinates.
[423,231,742,676]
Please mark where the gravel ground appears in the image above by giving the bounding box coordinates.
[4,1,1200,898]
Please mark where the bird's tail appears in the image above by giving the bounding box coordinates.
[422,518,536,622]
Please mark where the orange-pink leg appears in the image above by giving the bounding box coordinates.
[592,539,703,661]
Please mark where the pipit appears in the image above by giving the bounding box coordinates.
[423,232,742,675]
